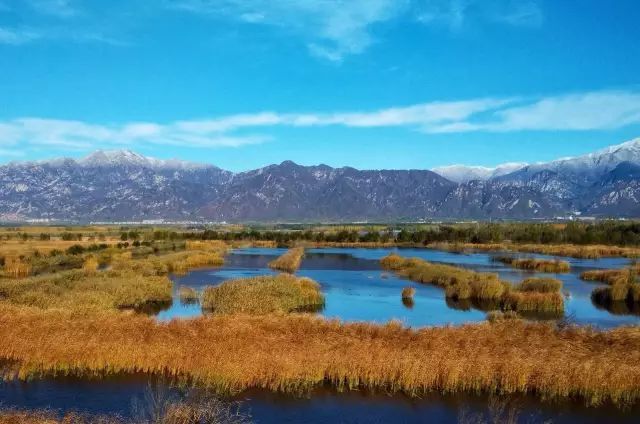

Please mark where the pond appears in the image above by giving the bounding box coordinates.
[158,247,639,329]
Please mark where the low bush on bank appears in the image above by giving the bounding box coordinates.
[201,274,324,315]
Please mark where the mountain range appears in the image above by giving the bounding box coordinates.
[1,139,640,222]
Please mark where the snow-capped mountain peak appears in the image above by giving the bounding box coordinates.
[432,162,527,183]
[78,149,212,170]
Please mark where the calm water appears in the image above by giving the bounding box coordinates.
[158,247,639,328]
[2,374,639,424]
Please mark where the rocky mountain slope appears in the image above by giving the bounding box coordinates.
[1,138,639,221]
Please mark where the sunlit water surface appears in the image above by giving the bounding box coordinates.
[158,247,639,328]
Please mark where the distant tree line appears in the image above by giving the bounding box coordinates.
[166,222,640,246]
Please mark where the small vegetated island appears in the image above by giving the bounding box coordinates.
[581,263,640,314]
[268,247,305,273]
[202,274,324,314]
[494,256,571,273]
[380,254,565,316]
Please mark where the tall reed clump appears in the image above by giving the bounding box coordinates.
[82,255,99,274]
[495,256,570,273]
[268,247,305,273]
[2,305,640,407]
[201,274,324,315]
[581,264,640,285]
[380,254,564,315]
[582,265,640,314]
[0,255,32,278]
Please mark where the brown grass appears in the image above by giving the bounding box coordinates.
[1,305,640,406]
[268,247,305,273]
[201,274,324,315]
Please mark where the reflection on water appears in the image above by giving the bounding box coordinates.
[401,297,414,309]
[1,374,639,424]
[592,298,640,316]
[156,247,640,329]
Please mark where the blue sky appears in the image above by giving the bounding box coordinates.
[1,0,640,171]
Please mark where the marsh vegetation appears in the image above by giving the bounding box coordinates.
[267,247,304,273]
[381,254,564,316]
[1,304,639,407]
[201,274,324,315]
[494,256,570,273]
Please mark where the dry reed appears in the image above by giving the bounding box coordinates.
[201,274,324,315]
[1,305,639,407]
[268,248,305,273]
[495,256,570,273]
[381,254,564,315]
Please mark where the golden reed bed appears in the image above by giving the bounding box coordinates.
[1,305,640,407]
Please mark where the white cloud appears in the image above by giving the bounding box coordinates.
[415,0,542,30]
[426,90,640,133]
[171,0,407,61]
[3,89,638,154]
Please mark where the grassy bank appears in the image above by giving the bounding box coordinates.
[494,256,570,273]
[380,254,564,315]
[1,305,639,406]
[268,247,305,273]
[201,274,324,314]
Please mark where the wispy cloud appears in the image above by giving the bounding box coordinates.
[0,27,40,44]
[3,1,543,57]
[1,0,125,46]
[415,0,543,30]
[171,0,542,61]
[427,90,640,133]
[171,0,408,62]
[25,0,78,18]
[3,89,639,156]
[0,118,268,152]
